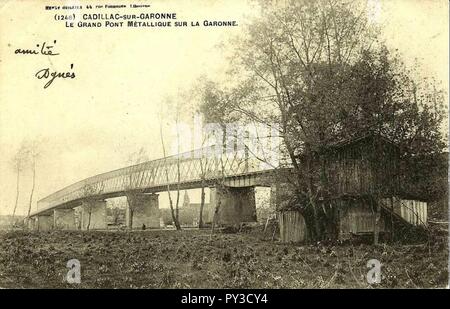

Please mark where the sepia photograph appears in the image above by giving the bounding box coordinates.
[0,0,448,294]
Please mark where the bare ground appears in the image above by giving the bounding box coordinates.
[0,228,447,288]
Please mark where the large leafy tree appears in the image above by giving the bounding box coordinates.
[198,0,446,240]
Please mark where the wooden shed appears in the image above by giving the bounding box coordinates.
[324,133,400,198]
[277,133,428,242]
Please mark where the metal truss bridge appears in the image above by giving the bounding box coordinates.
[32,145,281,216]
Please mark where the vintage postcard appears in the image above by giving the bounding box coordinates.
[0,0,448,294]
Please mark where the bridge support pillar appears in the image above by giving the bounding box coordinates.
[53,209,76,230]
[36,214,53,231]
[210,186,257,225]
[126,193,160,229]
[81,200,107,230]
[26,217,36,230]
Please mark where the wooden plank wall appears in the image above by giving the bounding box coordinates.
[400,200,427,226]
[338,200,387,236]
[327,144,374,196]
[380,197,427,226]
[326,136,400,197]
[279,211,307,243]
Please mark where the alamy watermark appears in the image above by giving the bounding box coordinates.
[169,113,282,169]
[66,258,81,284]
[366,259,382,284]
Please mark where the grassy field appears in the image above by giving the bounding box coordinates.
[0,228,447,288]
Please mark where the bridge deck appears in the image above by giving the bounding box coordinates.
[32,146,280,216]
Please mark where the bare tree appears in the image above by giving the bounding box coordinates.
[26,139,41,217]
[174,104,182,228]
[197,137,209,228]
[81,182,105,231]
[158,100,182,230]
[196,82,253,235]
[11,142,29,220]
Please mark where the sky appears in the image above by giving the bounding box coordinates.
[0,0,448,215]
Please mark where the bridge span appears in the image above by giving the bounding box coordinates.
[29,145,283,230]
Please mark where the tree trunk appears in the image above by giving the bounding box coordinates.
[175,117,181,229]
[210,128,228,237]
[175,188,180,223]
[209,201,220,240]
[210,197,221,239]
[390,196,395,241]
[126,195,134,230]
[373,198,381,245]
[309,196,321,240]
[306,167,321,240]
[304,147,322,241]
[12,165,21,226]
[129,208,134,230]
[167,186,182,230]
[160,118,181,231]
[198,184,205,228]
[86,207,92,231]
[27,159,36,217]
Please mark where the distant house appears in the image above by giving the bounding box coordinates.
[160,202,214,227]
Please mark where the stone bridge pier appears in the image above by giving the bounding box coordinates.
[210,186,257,225]
[126,193,160,229]
[81,200,107,230]
[35,214,53,231]
[26,217,36,230]
[53,209,76,230]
